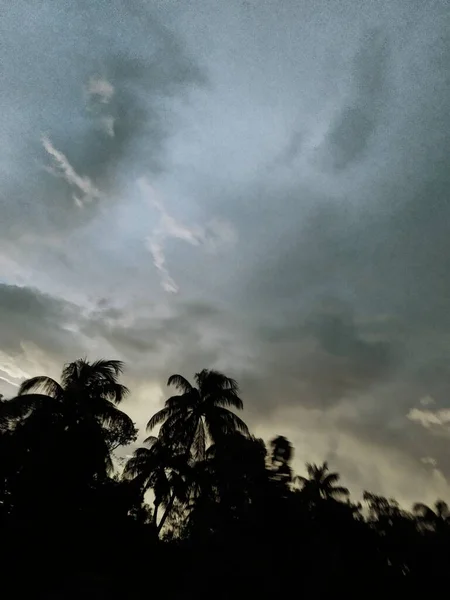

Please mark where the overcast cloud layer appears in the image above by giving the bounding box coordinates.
[1,0,450,506]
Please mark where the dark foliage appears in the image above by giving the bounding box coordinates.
[0,360,447,597]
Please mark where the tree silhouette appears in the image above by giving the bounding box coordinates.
[145,369,249,533]
[413,500,450,531]
[6,358,136,450]
[295,461,349,502]
[186,433,267,539]
[268,435,294,495]
[1,357,450,595]
[148,370,249,457]
[124,435,188,532]
[1,359,136,519]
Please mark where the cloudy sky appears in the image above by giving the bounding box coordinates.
[1,0,450,505]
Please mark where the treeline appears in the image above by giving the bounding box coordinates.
[0,359,448,597]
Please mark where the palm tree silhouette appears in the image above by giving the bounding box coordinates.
[3,359,136,476]
[148,370,249,458]
[295,461,349,502]
[145,369,249,533]
[124,435,187,531]
[269,435,294,492]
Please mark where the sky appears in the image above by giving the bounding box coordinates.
[1,0,450,506]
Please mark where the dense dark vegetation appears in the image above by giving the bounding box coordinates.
[0,359,448,597]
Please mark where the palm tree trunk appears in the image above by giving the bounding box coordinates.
[156,495,175,535]
[153,501,159,528]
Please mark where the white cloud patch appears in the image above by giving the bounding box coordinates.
[86,77,114,104]
[407,407,450,433]
[99,116,115,138]
[146,239,179,294]
[0,350,32,383]
[139,178,236,293]
[42,136,103,208]
[0,372,20,389]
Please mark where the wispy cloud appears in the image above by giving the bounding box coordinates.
[146,239,179,294]
[42,136,103,208]
[0,373,20,388]
[420,395,435,407]
[100,116,115,138]
[408,407,450,432]
[0,351,31,383]
[139,179,236,293]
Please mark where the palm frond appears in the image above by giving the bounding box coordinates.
[143,435,159,447]
[305,463,315,478]
[165,394,192,410]
[212,388,244,411]
[160,412,199,453]
[197,369,239,393]
[329,485,349,498]
[89,360,128,403]
[167,374,193,393]
[89,359,125,377]
[323,472,340,486]
[101,381,129,404]
[435,500,450,519]
[413,503,436,520]
[306,462,328,480]
[205,406,249,441]
[100,404,137,449]
[192,420,206,461]
[18,376,63,399]
[84,380,129,404]
[293,474,308,487]
[93,399,131,427]
[159,408,193,442]
[62,359,127,398]
[0,393,56,422]
[61,360,83,387]
[124,447,153,480]
[147,407,173,431]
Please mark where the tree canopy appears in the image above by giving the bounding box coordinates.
[0,358,447,597]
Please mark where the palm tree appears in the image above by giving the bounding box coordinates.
[124,435,187,532]
[413,500,450,531]
[2,359,136,478]
[148,369,249,459]
[269,435,294,492]
[145,369,249,534]
[295,461,349,503]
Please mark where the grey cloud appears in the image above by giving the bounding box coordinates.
[238,302,401,416]
[274,131,304,167]
[2,0,450,504]
[0,284,87,391]
[205,12,450,491]
[1,0,205,240]
[83,300,235,375]
[320,28,389,169]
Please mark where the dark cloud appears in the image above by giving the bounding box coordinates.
[321,28,389,169]
[0,284,76,351]
[0,284,87,389]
